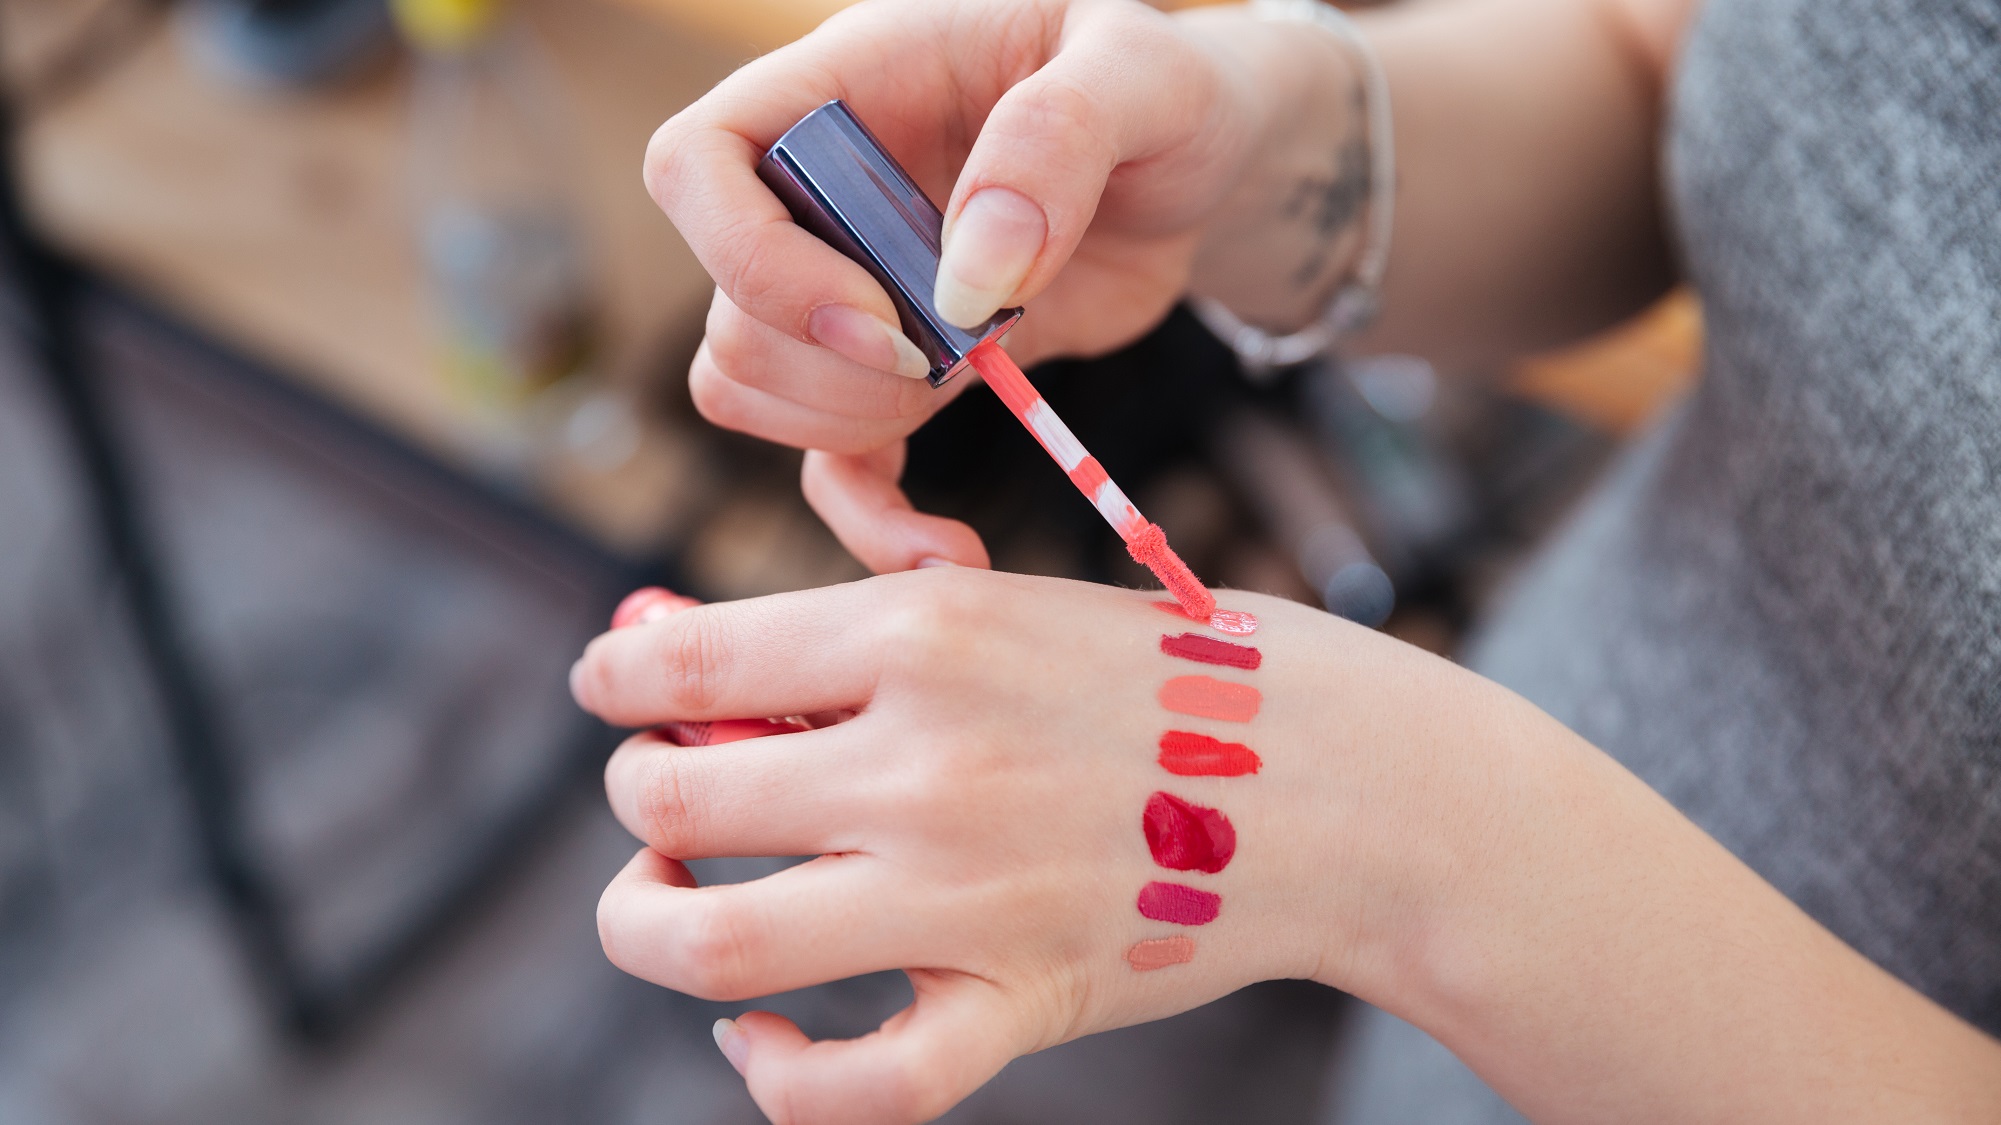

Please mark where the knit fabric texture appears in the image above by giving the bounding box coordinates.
[1322,0,2001,1119]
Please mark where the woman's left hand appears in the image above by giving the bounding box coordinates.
[569,567,1515,1125]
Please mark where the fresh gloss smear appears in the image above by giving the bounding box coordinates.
[1160,633,1261,670]
[1151,600,1259,637]
[1125,936,1197,971]
[1158,731,1262,777]
[1137,881,1221,925]
[1159,675,1262,723]
[968,342,1215,619]
[1144,792,1236,873]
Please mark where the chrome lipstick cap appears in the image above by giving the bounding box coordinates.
[757,100,1023,387]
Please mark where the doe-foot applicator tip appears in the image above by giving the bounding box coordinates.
[1128,522,1216,620]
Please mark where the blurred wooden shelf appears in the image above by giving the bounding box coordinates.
[1511,290,1702,437]
[15,0,744,552]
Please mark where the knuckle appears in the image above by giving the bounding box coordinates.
[596,883,638,976]
[575,645,623,714]
[634,756,701,854]
[642,113,696,206]
[688,360,749,431]
[716,224,786,324]
[659,615,730,715]
[672,899,759,1000]
[874,575,1001,661]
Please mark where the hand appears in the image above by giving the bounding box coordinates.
[571,568,1505,1124]
[647,0,1331,572]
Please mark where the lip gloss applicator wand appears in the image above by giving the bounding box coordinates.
[757,100,1217,620]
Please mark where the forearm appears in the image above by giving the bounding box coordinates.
[1336,674,2001,1122]
[1185,0,1689,371]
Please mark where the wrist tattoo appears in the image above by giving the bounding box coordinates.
[1281,89,1371,295]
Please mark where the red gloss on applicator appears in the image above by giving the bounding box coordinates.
[966,342,1216,620]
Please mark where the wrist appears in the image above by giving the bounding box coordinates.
[1285,641,1602,1007]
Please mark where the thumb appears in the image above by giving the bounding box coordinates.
[716,971,1032,1125]
[802,446,990,573]
[932,4,1218,329]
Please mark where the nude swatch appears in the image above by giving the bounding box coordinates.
[1124,936,1197,971]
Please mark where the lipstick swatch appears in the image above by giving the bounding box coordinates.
[1159,675,1261,723]
[1144,792,1236,873]
[1158,731,1262,777]
[1137,881,1221,925]
[1153,600,1259,637]
[657,717,811,746]
[1160,633,1261,670]
[1125,936,1197,971]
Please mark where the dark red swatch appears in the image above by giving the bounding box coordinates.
[1137,881,1221,925]
[1144,792,1237,873]
[1158,731,1263,777]
[1160,633,1262,670]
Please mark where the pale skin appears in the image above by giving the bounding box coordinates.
[570,0,2001,1121]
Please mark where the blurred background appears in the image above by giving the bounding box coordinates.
[0,0,1698,1121]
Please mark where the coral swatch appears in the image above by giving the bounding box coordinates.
[1160,633,1262,670]
[1152,601,1259,636]
[1158,731,1262,777]
[1159,675,1261,722]
[1125,936,1197,971]
[1144,792,1237,873]
[1137,881,1221,925]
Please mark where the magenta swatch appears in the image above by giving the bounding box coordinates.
[1137,881,1221,925]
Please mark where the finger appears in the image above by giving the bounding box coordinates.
[642,8,995,382]
[691,341,920,455]
[647,109,927,380]
[569,583,881,728]
[598,848,932,1003]
[604,727,866,859]
[934,3,1228,327]
[705,289,958,422]
[721,972,1031,1125]
[802,448,991,573]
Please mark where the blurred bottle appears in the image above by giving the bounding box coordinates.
[391,0,606,469]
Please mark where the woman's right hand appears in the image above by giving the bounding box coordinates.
[647,0,1323,571]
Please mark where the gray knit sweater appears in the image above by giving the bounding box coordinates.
[1323,0,2001,1119]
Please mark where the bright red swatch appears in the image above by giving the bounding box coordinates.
[1160,633,1261,670]
[1144,792,1236,872]
[1158,731,1262,776]
[1151,600,1259,636]
[1137,881,1221,925]
[1159,675,1261,722]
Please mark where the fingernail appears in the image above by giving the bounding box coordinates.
[935,186,1046,329]
[611,587,666,630]
[808,304,931,380]
[713,1018,749,1075]
[612,587,701,629]
[916,556,956,568]
[568,658,587,705]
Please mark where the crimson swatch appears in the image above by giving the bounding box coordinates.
[1144,791,1237,872]
[1137,881,1221,925]
[1159,633,1262,670]
[1157,731,1263,777]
